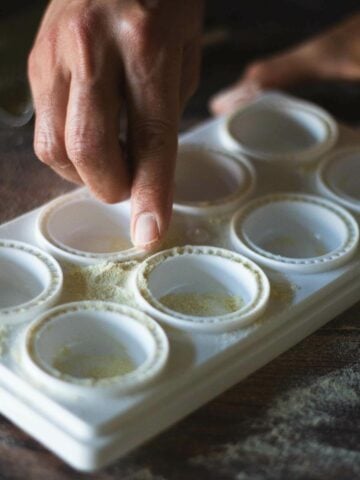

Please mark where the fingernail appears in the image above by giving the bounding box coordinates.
[134,212,160,247]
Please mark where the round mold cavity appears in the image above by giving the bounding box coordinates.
[230,193,359,273]
[22,301,169,396]
[173,144,256,215]
[134,246,270,332]
[317,147,360,214]
[221,96,337,163]
[37,191,145,265]
[0,240,63,324]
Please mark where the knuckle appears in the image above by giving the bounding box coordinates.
[132,179,172,218]
[122,15,153,51]
[68,9,96,40]
[67,144,91,168]
[121,15,179,85]
[134,181,164,201]
[121,16,161,74]
[133,119,175,156]
[67,5,105,49]
[67,131,107,169]
[34,135,59,166]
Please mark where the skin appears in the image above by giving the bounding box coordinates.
[28,0,203,250]
[210,13,360,115]
[29,4,359,249]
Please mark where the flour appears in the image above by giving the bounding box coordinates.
[53,346,135,380]
[60,261,139,307]
[190,364,360,479]
[0,325,8,356]
[53,262,146,382]
[120,468,166,480]
[270,276,299,304]
[159,292,244,317]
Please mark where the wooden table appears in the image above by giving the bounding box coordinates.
[1,113,360,480]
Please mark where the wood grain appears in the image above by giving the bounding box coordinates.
[1,117,360,480]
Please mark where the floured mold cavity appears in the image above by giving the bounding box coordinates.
[22,301,169,396]
[317,147,360,213]
[173,144,255,215]
[221,93,338,163]
[231,193,359,273]
[134,245,270,333]
[0,239,63,324]
[37,190,145,265]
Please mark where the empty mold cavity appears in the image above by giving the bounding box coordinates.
[23,302,169,396]
[317,147,360,213]
[231,194,359,273]
[134,246,270,332]
[222,95,337,162]
[37,191,143,265]
[0,240,63,324]
[174,144,255,215]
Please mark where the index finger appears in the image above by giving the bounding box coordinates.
[125,46,181,250]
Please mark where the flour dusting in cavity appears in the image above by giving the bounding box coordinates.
[52,345,135,380]
[59,211,236,308]
[159,292,244,317]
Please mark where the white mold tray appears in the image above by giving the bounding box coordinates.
[0,92,359,471]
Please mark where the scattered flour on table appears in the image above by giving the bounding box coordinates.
[114,467,167,480]
[190,364,360,479]
[0,325,8,356]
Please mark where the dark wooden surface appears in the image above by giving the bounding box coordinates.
[1,2,360,479]
[1,112,360,480]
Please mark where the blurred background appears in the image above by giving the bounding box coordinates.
[1,0,360,128]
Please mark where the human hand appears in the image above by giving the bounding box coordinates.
[28,0,203,250]
[210,13,360,115]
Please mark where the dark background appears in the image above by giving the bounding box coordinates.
[1,0,360,126]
